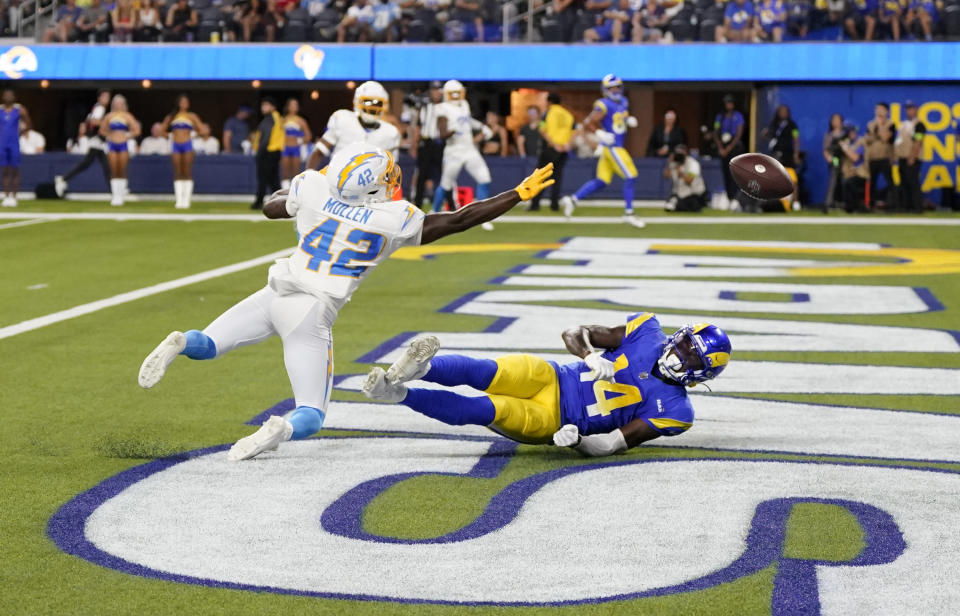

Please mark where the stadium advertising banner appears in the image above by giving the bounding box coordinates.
[764,85,960,204]
[0,44,370,80]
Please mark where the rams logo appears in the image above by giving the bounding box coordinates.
[0,46,37,79]
[293,45,325,80]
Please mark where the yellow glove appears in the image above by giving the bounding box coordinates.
[514,163,555,201]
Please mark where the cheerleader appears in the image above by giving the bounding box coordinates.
[281,98,311,189]
[100,94,141,206]
[161,94,206,209]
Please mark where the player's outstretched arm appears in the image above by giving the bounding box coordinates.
[263,188,292,219]
[562,324,626,358]
[553,418,659,457]
[420,163,554,245]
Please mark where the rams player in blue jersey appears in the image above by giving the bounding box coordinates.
[363,313,731,456]
[560,75,644,228]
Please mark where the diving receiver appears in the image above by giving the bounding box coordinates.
[138,143,554,461]
[364,314,731,456]
[307,81,400,170]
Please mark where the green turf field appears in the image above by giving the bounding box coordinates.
[3,200,959,615]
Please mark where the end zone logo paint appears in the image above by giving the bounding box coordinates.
[294,46,325,80]
[0,46,37,79]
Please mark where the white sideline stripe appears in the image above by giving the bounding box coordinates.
[2,210,958,226]
[0,218,50,230]
[0,248,292,341]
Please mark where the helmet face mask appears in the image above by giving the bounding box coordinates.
[328,144,399,207]
[657,324,731,387]
[353,80,389,124]
[443,79,466,104]
[601,74,624,101]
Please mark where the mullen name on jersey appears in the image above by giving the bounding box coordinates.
[322,197,375,224]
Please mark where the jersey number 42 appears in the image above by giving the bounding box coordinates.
[301,218,385,278]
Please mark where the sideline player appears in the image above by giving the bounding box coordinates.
[560,74,644,227]
[137,143,554,461]
[0,90,30,207]
[306,81,399,171]
[432,79,493,213]
[364,314,731,456]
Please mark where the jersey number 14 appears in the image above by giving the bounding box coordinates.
[301,218,385,278]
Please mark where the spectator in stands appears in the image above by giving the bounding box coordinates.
[822,112,846,209]
[112,0,136,41]
[371,0,402,41]
[42,0,82,42]
[516,106,543,158]
[193,124,221,155]
[844,0,877,40]
[864,101,896,209]
[19,121,45,155]
[755,0,786,40]
[339,0,375,41]
[134,0,162,41]
[647,108,686,157]
[714,94,746,207]
[553,0,585,42]
[261,0,286,41]
[223,104,252,154]
[631,0,666,42]
[76,0,112,43]
[904,0,936,40]
[139,122,171,155]
[528,92,574,212]
[720,0,755,41]
[785,0,810,38]
[895,100,926,212]
[877,0,902,39]
[664,145,707,212]
[451,0,484,41]
[481,111,509,156]
[166,0,198,41]
[839,122,868,212]
[584,0,632,42]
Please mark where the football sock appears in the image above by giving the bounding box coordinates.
[432,186,446,212]
[288,405,325,439]
[173,180,184,207]
[476,182,490,200]
[110,178,122,201]
[623,177,635,212]
[281,178,291,190]
[183,180,194,207]
[181,329,217,360]
[402,388,497,426]
[423,354,498,390]
[575,178,607,200]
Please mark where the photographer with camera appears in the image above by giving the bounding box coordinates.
[663,144,707,212]
[839,122,869,213]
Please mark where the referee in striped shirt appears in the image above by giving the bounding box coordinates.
[411,81,445,209]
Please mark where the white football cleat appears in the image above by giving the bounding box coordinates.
[481,221,495,231]
[110,196,124,207]
[623,214,646,228]
[386,334,440,384]
[138,331,186,389]
[54,176,68,197]
[228,415,293,461]
[1,196,14,207]
[363,367,408,403]
[560,195,576,219]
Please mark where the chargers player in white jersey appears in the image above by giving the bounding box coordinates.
[432,80,494,213]
[306,81,400,172]
[137,142,555,461]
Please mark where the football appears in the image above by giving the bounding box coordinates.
[729,153,795,200]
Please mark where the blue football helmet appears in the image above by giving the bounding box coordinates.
[657,323,731,387]
[601,74,623,101]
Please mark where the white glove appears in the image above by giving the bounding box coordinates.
[584,351,616,381]
[595,130,616,146]
[553,424,581,447]
[626,116,638,128]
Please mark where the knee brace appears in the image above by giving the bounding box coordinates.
[288,405,325,440]
[182,329,217,360]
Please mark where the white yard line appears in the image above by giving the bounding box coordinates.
[0,218,51,230]
[0,248,292,341]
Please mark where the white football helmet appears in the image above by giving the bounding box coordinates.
[353,80,389,124]
[443,79,466,104]
[327,142,401,206]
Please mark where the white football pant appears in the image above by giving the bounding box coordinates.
[439,147,492,191]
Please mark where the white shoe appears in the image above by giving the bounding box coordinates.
[623,213,646,228]
[110,197,123,207]
[227,415,294,461]
[1,197,14,207]
[138,331,186,389]
[481,221,494,231]
[363,367,408,402]
[386,334,440,384]
[54,176,67,197]
[175,202,189,210]
[560,195,576,219]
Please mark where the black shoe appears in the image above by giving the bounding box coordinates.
[250,202,262,210]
